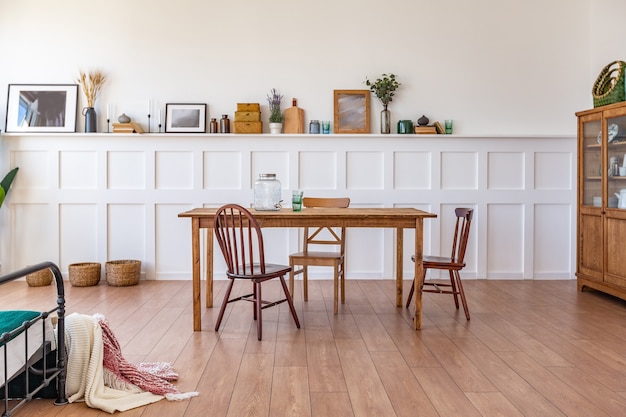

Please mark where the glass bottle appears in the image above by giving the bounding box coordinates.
[381,106,391,134]
[254,173,282,211]
[309,120,320,134]
[220,114,230,133]
[209,118,218,133]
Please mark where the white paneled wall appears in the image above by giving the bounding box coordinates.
[0,133,576,281]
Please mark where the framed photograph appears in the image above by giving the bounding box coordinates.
[333,90,370,134]
[5,84,78,133]
[165,103,207,133]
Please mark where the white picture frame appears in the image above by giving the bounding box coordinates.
[5,84,78,133]
[165,103,207,133]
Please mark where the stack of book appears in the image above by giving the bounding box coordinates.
[414,125,437,134]
[112,122,144,134]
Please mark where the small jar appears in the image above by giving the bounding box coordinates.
[220,114,230,133]
[254,173,282,211]
[309,120,320,134]
[209,118,218,133]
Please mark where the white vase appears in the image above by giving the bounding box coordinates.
[269,122,283,134]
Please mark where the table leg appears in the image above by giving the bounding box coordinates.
[396,227,403,307]
[206,227,213,308]
[413,218,424,330]
[192,217,201,331]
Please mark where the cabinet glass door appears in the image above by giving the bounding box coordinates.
[606,113,626,209]
[582,118,602,207]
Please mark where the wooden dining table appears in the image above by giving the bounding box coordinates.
[178,207,437,331]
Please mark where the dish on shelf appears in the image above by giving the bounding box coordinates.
[597,124,619,143]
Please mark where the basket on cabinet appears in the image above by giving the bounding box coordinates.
[592,60,626,108]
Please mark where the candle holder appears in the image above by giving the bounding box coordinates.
[147,113,151,133]
[158,123,162,133]
[106,118,110,133]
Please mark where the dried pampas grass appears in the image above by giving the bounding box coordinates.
[77,70,107,107]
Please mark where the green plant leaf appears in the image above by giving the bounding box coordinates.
[364,73,400,107]
[0,167,19,208]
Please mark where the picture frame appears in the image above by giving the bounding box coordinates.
[5,84,78,133]
[165,103,207,133]
[333,90,370,134]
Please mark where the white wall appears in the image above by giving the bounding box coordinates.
[0,0,624,279]
[591,0,626,78]
[0,0,608,136]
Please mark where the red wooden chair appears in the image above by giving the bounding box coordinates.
[406,208,473,320]
[213,204,300,340]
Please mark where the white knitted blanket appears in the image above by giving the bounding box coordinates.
[64,313,163,413]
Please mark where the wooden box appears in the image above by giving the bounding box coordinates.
[237,103,260,112]
[234,111,261,122]
[233,121,262,134]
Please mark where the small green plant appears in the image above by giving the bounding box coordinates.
[266,88,284,123]
[365,73,400,109]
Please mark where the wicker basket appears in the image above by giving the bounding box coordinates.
[592,61,626,108]
[68,262,101,287]
[25,268,53,287]
[106,260,141,287]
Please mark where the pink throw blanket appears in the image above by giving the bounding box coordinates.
[95,314,197,400]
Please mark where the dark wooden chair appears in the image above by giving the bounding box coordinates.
[213,204,300,340]
[288,197,350,314]
[406,207,473,320]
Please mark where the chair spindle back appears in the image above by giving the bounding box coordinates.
[214,204,266,276]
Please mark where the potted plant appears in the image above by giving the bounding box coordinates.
[365,73,400,134]
[267,88,284,134]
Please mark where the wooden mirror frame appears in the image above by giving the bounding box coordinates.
[333,90,370,134]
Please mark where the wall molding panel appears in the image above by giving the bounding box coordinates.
[0,133,576,282]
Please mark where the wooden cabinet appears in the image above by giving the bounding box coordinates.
[577,102,626,300]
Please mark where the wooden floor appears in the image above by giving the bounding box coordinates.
[4,277,626,417]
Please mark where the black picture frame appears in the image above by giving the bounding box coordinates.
[165,103,207,133]
[5,84,78,133]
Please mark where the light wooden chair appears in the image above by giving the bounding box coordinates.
[406,207,473,320]
[213,204,300,340]
[288,197,350,314]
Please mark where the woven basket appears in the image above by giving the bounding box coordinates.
[106,260,141,287]
[592,61,626,107]
[26,268,53,287]
[69,262,101,287]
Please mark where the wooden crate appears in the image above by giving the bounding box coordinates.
[233,121,262,134]
[234,111,261,122]
[236,103,260,112]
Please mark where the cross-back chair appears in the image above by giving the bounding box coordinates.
[288,197,350,314]
[213,204,300,340]
[406,207,473,320]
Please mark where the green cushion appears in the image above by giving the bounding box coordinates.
[0,310,41,343]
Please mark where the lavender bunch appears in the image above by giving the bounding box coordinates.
[267,88,284,123]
